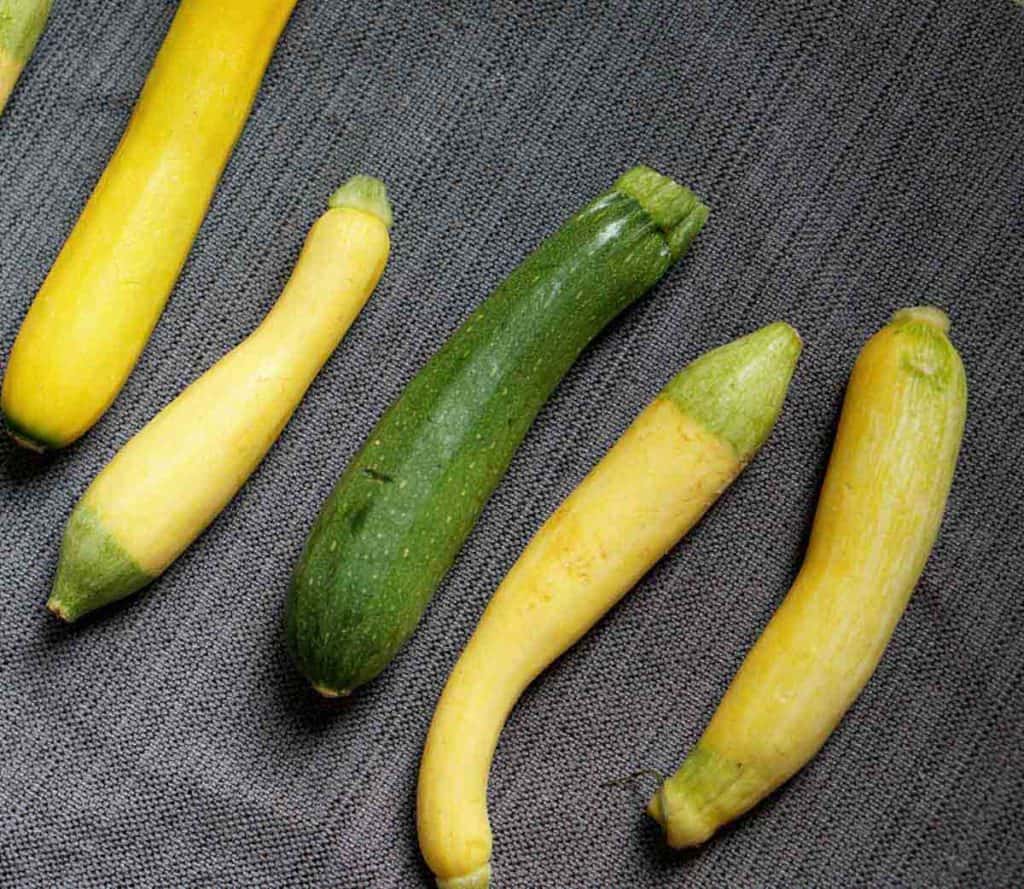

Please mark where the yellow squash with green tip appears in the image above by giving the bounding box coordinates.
[418,323,803,889]
[2,0,297,450]
[649,306,967,849]
[47,177,392,622]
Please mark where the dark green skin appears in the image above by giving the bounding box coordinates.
[287,189,677,693]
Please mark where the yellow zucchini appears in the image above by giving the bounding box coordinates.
[47,177,391,622]
[649,306,967,848]
[2,0,297,450]
[417,323,802,889]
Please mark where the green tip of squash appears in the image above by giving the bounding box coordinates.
[0,0,52,62]
[615,165,709,260]
[436,863,492,889]
[646,787,666,824]
[46,596,75,623]
[329,175,393,229]
[649,745,744,848]
[46,506,153,622]
[663,322,802,463]
[47,561,96,623]
[47,570,86,622]
[891,305,950,334]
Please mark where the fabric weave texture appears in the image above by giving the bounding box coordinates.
[1,1,1022,886]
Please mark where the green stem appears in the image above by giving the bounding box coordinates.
[329,175,393,229]
[891,305,950,333]
[616,165,709,259]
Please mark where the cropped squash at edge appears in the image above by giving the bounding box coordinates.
[0,0,52,114]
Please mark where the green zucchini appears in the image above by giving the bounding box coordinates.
[286,166,709,695]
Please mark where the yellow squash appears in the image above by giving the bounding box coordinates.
[2,0,297,450]
[47,177,391,622]
[649,306,967,848]
[418,323,802,889]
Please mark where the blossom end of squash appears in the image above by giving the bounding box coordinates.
[436,862,491,889]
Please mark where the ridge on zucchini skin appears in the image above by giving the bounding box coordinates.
[286,166,709,697]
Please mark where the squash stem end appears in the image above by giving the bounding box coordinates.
[891,305,950,334]
[329,175,393,229]
[615,165,709,260]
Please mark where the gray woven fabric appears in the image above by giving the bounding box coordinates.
[1,0,1022,886]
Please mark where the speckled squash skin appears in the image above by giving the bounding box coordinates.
[286,169,707,695]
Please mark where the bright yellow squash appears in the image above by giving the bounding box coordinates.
[2,0,297,450]
[47,177,391,622]
[649,306,967,849]
[417,323,802,889]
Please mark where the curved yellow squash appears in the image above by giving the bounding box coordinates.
[649,306,967,848]
[47,178,391,623]
[2,0,297,450]
[418,323,802,888]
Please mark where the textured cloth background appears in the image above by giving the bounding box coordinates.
[1,1,1022,886]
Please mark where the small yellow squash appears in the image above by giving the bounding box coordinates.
[47,177,391,622]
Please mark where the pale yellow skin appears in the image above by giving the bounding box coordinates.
[79,207,389,577]
[418,399,741,887]
[0,53,21,112]
[2,0,297,448]
[650,308,967,848]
